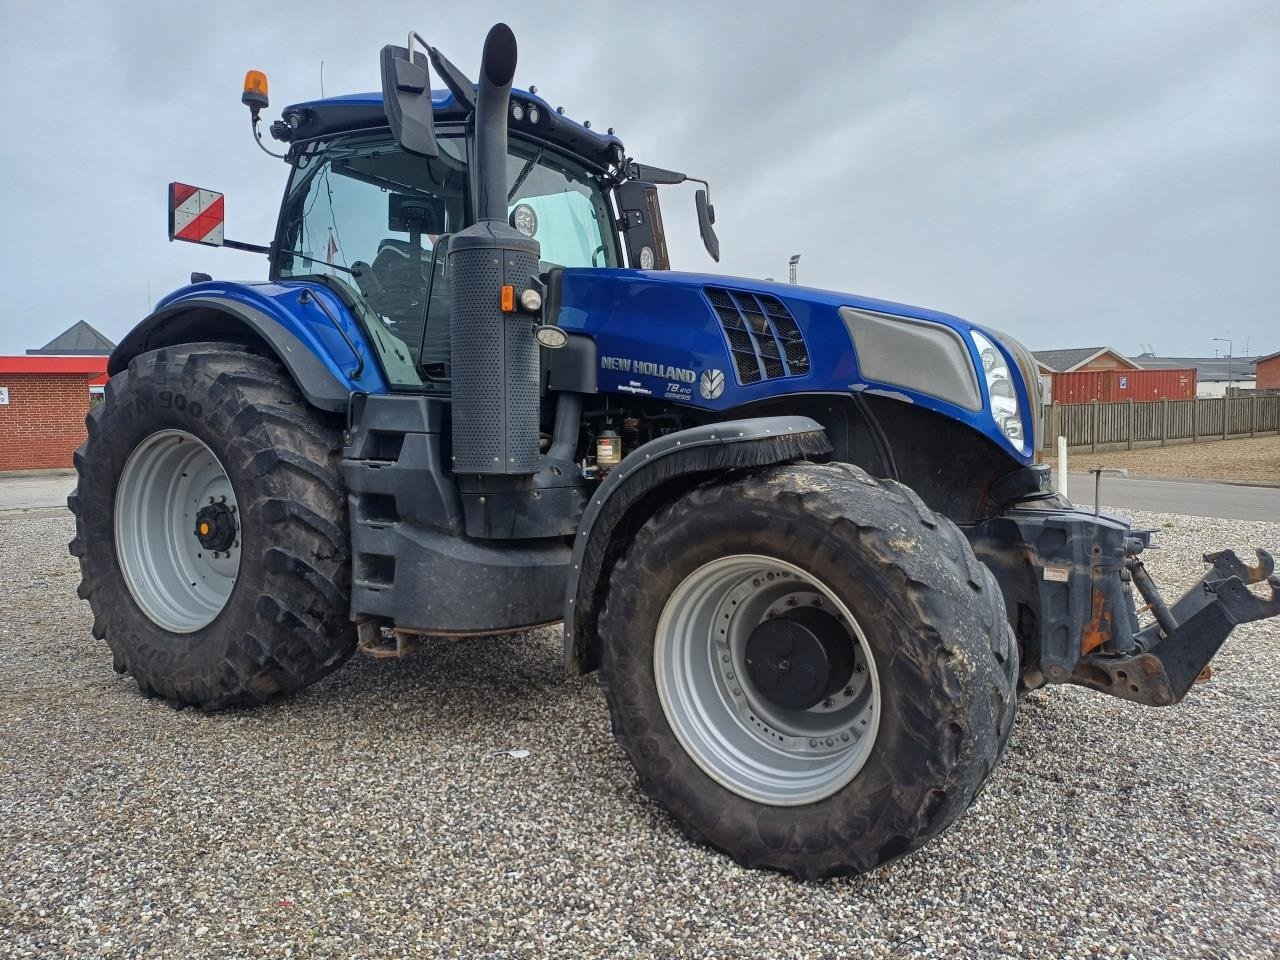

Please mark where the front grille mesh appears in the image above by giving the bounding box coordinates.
[705,287,810,385]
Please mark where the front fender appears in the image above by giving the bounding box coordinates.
[563,415,832,675]
[110,280,388,411]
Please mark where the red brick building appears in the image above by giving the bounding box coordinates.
[0,356,108,471]
[1257,350,1280,392]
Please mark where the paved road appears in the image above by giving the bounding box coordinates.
[1066,473,1279,522]
[0,473,76,513]
[2,471,1275,522]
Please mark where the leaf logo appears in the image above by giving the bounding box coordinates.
[699,369,725,400]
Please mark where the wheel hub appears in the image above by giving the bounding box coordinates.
[744,607,853,710]
[654,555,881,806]
[194,501,237,552]
[113,429,241,634]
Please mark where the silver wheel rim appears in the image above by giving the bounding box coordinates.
[113,429,241,634]
[654,555,881,806]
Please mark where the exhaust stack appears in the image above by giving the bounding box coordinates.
[448,23,542,476]
[472,25,517,222]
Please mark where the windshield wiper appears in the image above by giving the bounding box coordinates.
[285,250,356,275]
[508,147,544,201]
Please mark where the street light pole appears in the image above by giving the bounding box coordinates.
[1212,336,1233,398]
[788,254,801,285]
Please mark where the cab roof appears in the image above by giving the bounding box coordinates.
[279,88,625,172]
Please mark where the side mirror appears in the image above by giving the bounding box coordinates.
[696,189,720,263]
[615,181,670,270]
[380,42,439,157]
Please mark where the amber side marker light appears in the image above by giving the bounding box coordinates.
[500,285,515,312]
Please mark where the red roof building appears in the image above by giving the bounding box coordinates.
[1257,350,1280,392]
[0,356,109,472]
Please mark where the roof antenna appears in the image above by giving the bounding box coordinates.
[320,60,326,98]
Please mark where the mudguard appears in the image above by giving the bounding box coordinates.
[563,415,832,674]
[109,280,389,411]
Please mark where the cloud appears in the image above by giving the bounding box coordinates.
[0,0,1275,357]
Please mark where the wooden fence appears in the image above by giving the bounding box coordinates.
[1042,393,1280,453]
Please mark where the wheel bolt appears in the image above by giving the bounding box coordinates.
[808,739,817,747]
[785,596,797,607]
[732,688,742,697]
[822,697,833,708]
[843,686,854,697]
[811,597,823,607]
[722,654,730,663]
[841,733,850,742]
[854,663,864,673]
[766,610,777,619]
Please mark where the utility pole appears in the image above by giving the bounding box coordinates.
[788,254,801,285]
[1212,336,1233,397]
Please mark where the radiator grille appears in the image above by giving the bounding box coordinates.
[705,287,810,385]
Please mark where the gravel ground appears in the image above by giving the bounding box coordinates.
[1,508,1277,959]
[1080,435,1280,486]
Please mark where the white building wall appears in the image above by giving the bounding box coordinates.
[1196,378,1255,398]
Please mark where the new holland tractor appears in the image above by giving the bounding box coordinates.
[70,23,1278,878]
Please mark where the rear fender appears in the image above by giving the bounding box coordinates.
[563,415,832,675]
[109,281,388,411]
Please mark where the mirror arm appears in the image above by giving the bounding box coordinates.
[407,31,430,59]
[426,44,478,113]
[685,175,711,205]
[223,239,272,255]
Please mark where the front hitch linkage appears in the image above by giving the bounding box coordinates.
[1075,548,1279,706]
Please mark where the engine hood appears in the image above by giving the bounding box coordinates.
[554,268,1036,463]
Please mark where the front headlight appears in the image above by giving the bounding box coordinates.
[971,330,1026,450]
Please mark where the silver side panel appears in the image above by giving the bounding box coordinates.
[840,307,982,412]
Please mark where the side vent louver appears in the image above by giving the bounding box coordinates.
[705,286,810,386]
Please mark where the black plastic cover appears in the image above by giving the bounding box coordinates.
[615,181,669,270]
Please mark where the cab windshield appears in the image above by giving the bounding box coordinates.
[276,131,618,388]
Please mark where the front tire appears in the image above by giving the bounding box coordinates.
[599,462,1018,878]
[69,342,356,709]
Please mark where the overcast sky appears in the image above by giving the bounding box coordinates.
[1,0,1275,358]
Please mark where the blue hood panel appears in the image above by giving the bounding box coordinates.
[556,269,1033,463]
[145,270,1031,464]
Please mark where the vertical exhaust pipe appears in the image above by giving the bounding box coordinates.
[472,25,517,223]
[448,23,543,477]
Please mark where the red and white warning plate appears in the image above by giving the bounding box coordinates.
[168,182,225,246]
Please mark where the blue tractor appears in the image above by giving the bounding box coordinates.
[71,24,1278,877]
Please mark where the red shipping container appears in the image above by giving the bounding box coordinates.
[1050,368,1195,404]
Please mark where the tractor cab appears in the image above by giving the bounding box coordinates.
[270,104,623,388]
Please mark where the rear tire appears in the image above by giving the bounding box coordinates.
[69,342,356,709]
[599,462,1017,878]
